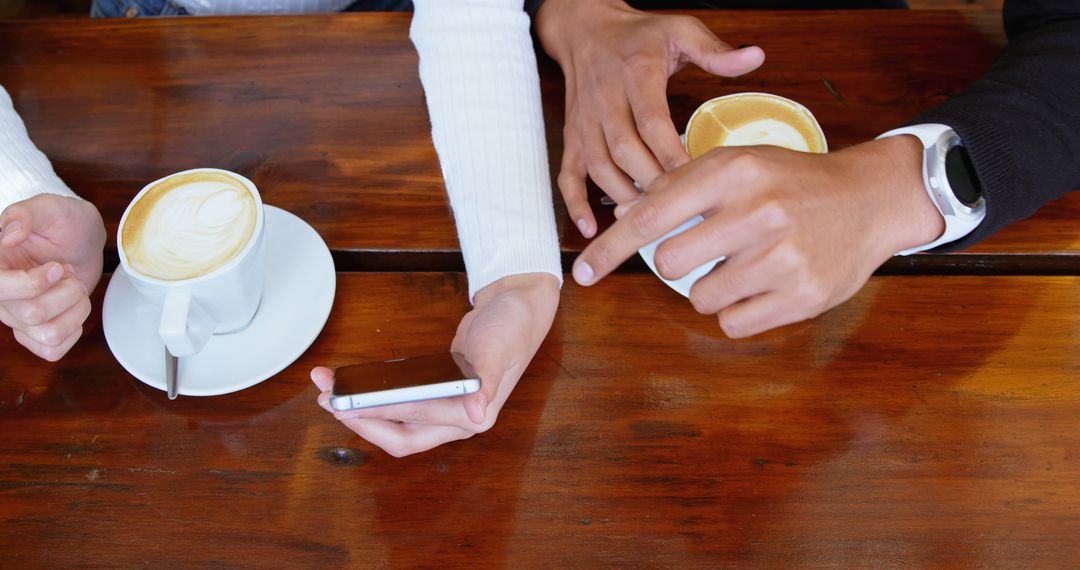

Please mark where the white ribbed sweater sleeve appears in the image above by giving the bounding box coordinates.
[0,86,77,213]
[410,0,562,302]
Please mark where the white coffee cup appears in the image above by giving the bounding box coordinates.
[638,92,827,297]
[638,214,714,298]
[117,168,266,357]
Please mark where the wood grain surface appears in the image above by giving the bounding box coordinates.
[2,11,1075,273]
[2,272,1079,566]
[2,12,1079,566]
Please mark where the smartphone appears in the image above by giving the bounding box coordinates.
[329,353,481,411]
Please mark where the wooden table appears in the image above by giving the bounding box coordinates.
[2,10,1080,567]
[1,10,1077,272]
[4,273,1080,566]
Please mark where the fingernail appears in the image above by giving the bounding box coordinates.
[573,261,594,285]
[1,221,21,245]
[576,218,590,237]
[473,392,487,424]
[46,264,64,284]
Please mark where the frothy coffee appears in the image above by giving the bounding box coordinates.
[121,171,258,281]
[686,93,827,158]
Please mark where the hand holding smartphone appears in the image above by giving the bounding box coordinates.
[329,352,481,411]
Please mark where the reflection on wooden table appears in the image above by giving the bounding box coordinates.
[2,273,1079,565]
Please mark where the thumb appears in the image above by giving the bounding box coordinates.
[462,388,489,425]
[457,344,507,426]
[0,201,34,248]
[451,312,490,425]
[310,366,335,392]
[675,20,765,78]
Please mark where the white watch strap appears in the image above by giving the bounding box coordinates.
[879,123,952,148]
[877,123,986,255]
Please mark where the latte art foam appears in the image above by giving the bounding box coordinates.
[719,119,811,152]
[122,173,257,281]
[686,93,827,159]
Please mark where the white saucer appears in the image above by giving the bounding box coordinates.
[103,205,336,396]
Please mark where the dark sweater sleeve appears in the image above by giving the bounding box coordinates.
[908,0,1080,250]
[524,0,543,18]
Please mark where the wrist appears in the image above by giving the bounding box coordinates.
[536,0,626,62]
[843,136,945,259]
[535,0,573,61]
[877,125,986,255]
[474,272,561,307]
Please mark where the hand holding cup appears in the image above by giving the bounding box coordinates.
[575,93,941,337]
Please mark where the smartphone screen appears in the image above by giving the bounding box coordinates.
[330,353,481,411]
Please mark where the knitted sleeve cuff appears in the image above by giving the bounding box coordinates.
[0,86,78,214]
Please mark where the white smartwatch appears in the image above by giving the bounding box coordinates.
[876,123,986,255]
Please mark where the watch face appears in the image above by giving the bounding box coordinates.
[945,145,983,208]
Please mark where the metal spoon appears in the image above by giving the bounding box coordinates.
[165,348,178,400]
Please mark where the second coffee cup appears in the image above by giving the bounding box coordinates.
[638,92,828,298]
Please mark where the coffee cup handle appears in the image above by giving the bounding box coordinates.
[159,292,216,357]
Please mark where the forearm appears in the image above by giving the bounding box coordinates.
[907,3,1080,249]
[0,86,77,213]
[411,0,562,302]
